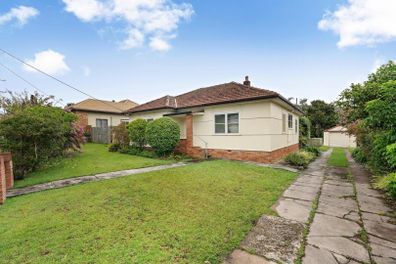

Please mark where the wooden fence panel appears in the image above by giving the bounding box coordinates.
[92,127,112,144]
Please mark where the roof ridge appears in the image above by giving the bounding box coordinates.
[175,82,234,99]
[231,81,278,95]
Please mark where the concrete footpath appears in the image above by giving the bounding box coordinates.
[7,162,187,197]
[225,149,396,264]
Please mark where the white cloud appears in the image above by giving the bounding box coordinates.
[318,0,396,48]
[0,5,39,26]
[149,36,171,51]
[62,0,193,51]
[81,65,91,76]
[23,50,70,75]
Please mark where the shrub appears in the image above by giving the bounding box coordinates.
[284,150,316,168]
[145,117,180,156]
[127,119,148,149]
[352,147,367,163]
[386,143,396,170]
[0,105,82,179]
[108,143,121,152]
[374,173,396,200]
[119,145,157,158]
[303,146,320,157]
[112,123,129,148]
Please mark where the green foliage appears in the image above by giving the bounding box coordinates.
[108,143,121,152]
[0,105,80,178]
[145,117,180,156]
[306,100,339,138]
[299,116,311,147]
[374,173,396,199]
[112,123,129,148]
[127,118,148,149]
[337,61,396,173]
[352,147,367,163]
[303,146,320,157]
[0,90,55,115]
[284,150,316,168]
[119,145,158,158]
[386,143,396,170]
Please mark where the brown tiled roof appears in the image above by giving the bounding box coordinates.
[68,99,138,114]
[127,82,300,113]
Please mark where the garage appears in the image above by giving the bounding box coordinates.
[323,126,357,148]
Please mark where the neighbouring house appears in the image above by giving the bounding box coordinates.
[67,99,138,129]
[126,76,303,163]
[323,126,357,148]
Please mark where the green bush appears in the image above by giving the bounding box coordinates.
[284,150,316,168]
[112,123,130,148]
[374,173,396,200]
[386,143,396,170]
[108,143,121,152]
[119,145,157,158]
[0,106,81,178]
[127,119,148,149]
[145,117,180,156]
[303,146,320,157]
[352,147,367,163]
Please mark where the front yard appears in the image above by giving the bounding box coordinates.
[1,160,297,263]
[14,143,178,188]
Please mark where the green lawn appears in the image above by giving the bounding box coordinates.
[328,147,349,167]
[1,160,297,264]
[319,145,330,152]
[14,143,177,188]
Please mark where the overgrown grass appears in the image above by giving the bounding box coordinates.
[319,146,329,152]
[14,143,177,188]
[0,160,297,264]
[328,148,349,167]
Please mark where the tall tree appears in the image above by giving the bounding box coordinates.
[306,100,339,138]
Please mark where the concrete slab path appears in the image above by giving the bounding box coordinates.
[7,162,188,197]
[225,149,396,264]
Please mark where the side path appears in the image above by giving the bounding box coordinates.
[347,152,396,264]
[225,150,332,264]
[7,162,188,198]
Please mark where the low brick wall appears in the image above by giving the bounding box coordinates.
[0,153,14,204]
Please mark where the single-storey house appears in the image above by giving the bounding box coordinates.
[323,126,357,148]
[126,77,303,163]
[68,99,138,129]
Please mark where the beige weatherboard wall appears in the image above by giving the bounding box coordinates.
[86,112,130,127]
[130,99,300,152]
[323,126,357,148]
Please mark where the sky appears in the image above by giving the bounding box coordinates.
[0,0,395,106]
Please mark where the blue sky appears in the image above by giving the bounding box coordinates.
[0,0,395,106]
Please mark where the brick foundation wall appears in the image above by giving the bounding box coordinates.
[176,143,299,163]
[0,153,14,205]
[175,113,299,163]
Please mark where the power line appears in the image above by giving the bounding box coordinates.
[0,48,126,113]
[0,61,64,106]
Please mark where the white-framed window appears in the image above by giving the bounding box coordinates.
[120,118,129,124]
[295,119,298,134]
[288,114,293,129]
[214,113,239,134]
[282,114,286,133]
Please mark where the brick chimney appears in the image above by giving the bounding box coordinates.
[243,76,251,86]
